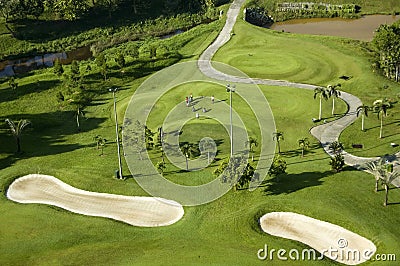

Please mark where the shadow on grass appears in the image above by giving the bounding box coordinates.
[0,110,106,168]
[0,79,61,104]
[262,170,333,195]
[281,143,321,158]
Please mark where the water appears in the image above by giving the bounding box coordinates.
[0,28,185,78]
[0,46,92,78]
[270,15,400,41]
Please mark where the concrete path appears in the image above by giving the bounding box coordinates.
[198,0,400,186]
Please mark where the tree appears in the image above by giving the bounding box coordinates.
[5,118,31,153]
[236,162,259,190]
[372,24,400,81]
[149,46,157,58]
[131,0,150,15]
[156,160,166,175]
[313,87,329,120]
[129,44,139,59]
[96,54,108,80]
[268,155,287,182]
[272,131,284,154]
[365,159,386,192]
[373,99,390,138]
[68,88,90,131]
[98,0,121,18]
[356,105,370,131]
[328,84,341,115]
[53,0,89,20]
[124,120,146,160]
[298,137,310,158]
[53,59,64,77]
[380,170,400,206]
[245,137,258,161]
[115,52,126,70]
[8,76,18,90]
[70,60,81,84]
[180,142,197,171]
[328,141,344,155]
[144,125,154,150]
[94,135,107,156]
[330,154,345,172]
[214,155,247,191]
[0,0,20,22]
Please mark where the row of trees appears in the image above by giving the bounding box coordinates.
[372,23,400,82]
[356,99,391,138]
[313,85,394,139]
[0,0,228,21]
[313,84,341,120]
[366,158,399,206]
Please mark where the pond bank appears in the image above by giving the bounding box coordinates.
[269,15,400,41]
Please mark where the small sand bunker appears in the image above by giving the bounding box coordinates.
[7,174,184,227]
[260,212,376,265]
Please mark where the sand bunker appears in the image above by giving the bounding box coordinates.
[260,212,376,265]
[7,174,184,227]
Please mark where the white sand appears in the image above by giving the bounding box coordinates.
[7,174,184,227]
[260,212,376,265]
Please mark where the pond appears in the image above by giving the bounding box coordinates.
[0,29,186,78]
[0,46,92,78]
[270,15,400,41]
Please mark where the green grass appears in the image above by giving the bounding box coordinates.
[1,82,399,265]
[214,19,400,157]
[1,4,400,266]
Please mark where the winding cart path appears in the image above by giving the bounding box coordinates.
[198,0,400,186]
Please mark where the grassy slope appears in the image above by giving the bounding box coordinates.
[214,19,400,157]
[1,6,400,266]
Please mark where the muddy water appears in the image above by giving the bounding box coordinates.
[270,15,400,41]
[0,46,92,78]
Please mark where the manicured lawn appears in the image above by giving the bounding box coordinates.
[214,19,400,157]
[1,4,400,266]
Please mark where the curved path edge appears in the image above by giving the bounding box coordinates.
[198,0,400,187]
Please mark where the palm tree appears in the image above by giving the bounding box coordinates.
[328,141,344,155]
[298,137,310,157]
[181,142,196,171]
[314,87,329,120]
[373,99,390,138]
[5,119,31,153]
[328,84,341,116]
[365,158,385,192]
[380,170,400,206]
[356,105,370,131]
[245,137,258,161]
[272,131,284,154]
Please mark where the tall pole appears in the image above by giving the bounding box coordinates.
[227,84,235,157]
[110,88,123,179]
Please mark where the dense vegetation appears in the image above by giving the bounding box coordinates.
[372,21,400,82]
[0,0,399,265]
[0,0,231,21]
[0,0,230,59]
[246,0,400,22]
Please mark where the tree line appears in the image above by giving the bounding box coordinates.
[0,0,230,22]
[372,22,400,82]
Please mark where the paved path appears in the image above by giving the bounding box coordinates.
[198,0,400,186]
